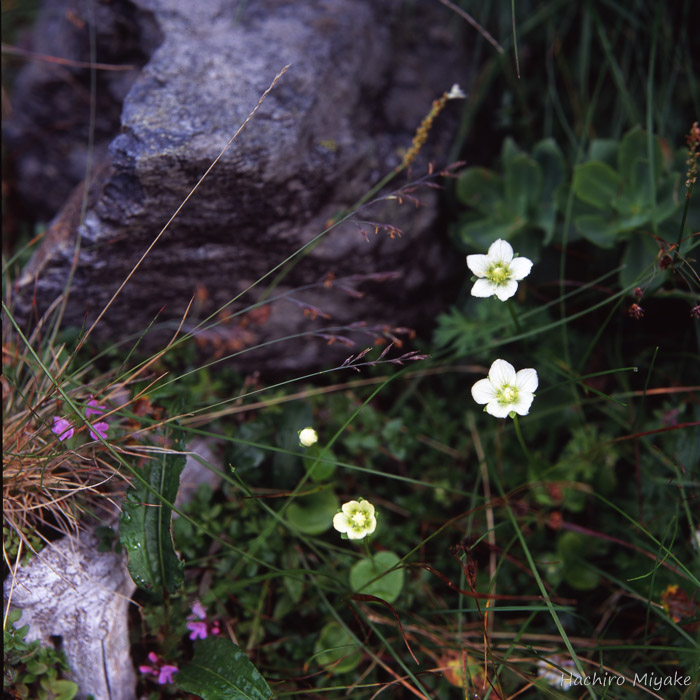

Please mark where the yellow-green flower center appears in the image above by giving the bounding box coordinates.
[497,385,517,404]
[350,510,369,530]
[487,262,511,285]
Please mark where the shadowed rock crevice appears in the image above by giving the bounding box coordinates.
[7,0,470,371]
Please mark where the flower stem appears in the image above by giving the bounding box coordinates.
[505,299,522,334]
[674,182,694,264]
[512,414,533,464]
[363,538,374,565]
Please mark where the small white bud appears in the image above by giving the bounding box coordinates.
[298,427,318,447]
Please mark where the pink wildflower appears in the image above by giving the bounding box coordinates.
[139,651,178,685]
[85,396,106,417]
[191,600,207,619]
[187,620,208,640]
[186,599,220,640]
[158,664,179,684]
[52,417,74,441]
[88,421,109,441]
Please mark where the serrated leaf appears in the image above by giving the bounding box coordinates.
[119,440,185,595]
[176,637,271,700]
[572,161,622,210]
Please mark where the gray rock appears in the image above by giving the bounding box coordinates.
[7,0,469,371]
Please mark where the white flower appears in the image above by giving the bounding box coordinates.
[466,239,533,301]
[298,427,318,447]
[471,359,538,418]
[333,499,377,540]
[537,657,581,689]
[446,83,466,100]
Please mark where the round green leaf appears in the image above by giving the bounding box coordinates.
[286,488,338,535]
[303,446,337,482]
[350,551,404,603]
[313,621,362,675]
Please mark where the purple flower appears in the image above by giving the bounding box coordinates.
[158,664,179,684]
[186,599,220,639]
[52,417,74,441]
[86,396,106,417]
[88,421,109,441]
[190,600,207,620]
[139,651,178,685]
[187,620,208,640]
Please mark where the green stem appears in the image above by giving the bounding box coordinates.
[505,298,522,334]
[512,414,532,464]
[363,537,374,565]
[674,183,694,264]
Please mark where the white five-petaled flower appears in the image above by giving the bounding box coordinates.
[333,499,377,540]
[471,359,538,418]
[537,657,581,689]
[466,239,533,301]
[298,427,318,447]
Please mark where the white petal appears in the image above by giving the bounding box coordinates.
[509,257,533,280]
[365,518,377,535]
[333,513,349,533]
[342,500,360,516]
[488,239,513,263]
[488,359,516,387]
[486,400,512,418]
[510,393,534,415]
[494,280,518,301]
[471,377,497,404]
[515,368,538,393]
[466,253,490,277]
[346,528,364,540]
[471,279,497,297]
[359,501,375,518]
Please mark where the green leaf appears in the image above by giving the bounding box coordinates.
[47,680,78,700]
[303,445,337,482]
[573,214,622,248]
[588,138,618,167]
[505,153,542,217]
[572,161,622,210]
[350,551,404,603]
[618,127,662,186]
[229,422,267,472]
[176,637,271,700]
[456,209,526,250]
[119,438,185,595]
[500,136,521,169]
[455,167,504,212]
[286,487,338,535]
[533,139,566,244]
[619,233,659,289]
[313,621,362,675]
